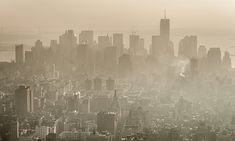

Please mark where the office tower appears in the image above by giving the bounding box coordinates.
[198,45,207,58]
[0,115,19,141]
[59,30,77,62]
[15,44,24,65]
[97,112,117,135]
[93,77,102,91]
[160,17,170,41]
[207,48,221,69]
[106,77,115,90]
[113,33,124,58]
[118,54,132,77]
[178,36,197,58]
[129,34,140,56]
[24,51,33,65]
[15,86,34,116]
[59,30,77,48]
[222,51,231,69]
[104,46,117,74]
[31,40,44,64]
[85,79,92,91]
[98,35,112,48]
[77,44,88,64]
[79,30,94,46]
[50,40,58,53]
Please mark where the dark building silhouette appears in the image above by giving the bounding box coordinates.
[15,44,24,65]
[198,45,207,58]
[97,111,117,135]
[113,33,124,58]
[207,48,221,70]
[24,51,33,65]
[79,30,94,46]
[15,85,33,116]
[129,34,140,56]
[178,36,197,59]
[98,35,112,49]
[222,51,231,69]
[160,17,170,41]
[0,115,19,141]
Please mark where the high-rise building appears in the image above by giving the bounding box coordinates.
[113,33,124,58]
[79,30,94,46]
[151,17,174,60]
[178,36,197,58]
[0,115,19,141]
[222,51,231,69]
[24,51,33,65]
[98,35,112,49]
[118,54,132,77]
[15,86,34,116]
[31,40,44,65]
[97,112,117,135]
[129,34,139,56]
[160,17,170,41]
[198,45,207,58]
[207,48,221,69]
[15,44,24,65]
[59,30,77,62]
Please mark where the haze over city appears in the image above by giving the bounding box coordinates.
[1,1,235,141]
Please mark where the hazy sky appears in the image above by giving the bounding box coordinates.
[0,0,235,32]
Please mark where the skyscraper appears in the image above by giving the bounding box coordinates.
[113,33,124,58]
[178,36,197,59]
[129,34,140,56]
[160,17,170,41]
[98,35,112,49]
[97,112,117,135]
[207,48,221,70]
[198,45,207,58]
[15,86,34,116]
[79,30,94,46]
[15,44,24,65]
[222,51,231,69]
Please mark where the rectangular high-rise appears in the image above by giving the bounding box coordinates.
[79,30,94,46]
[113,33,124,57]
[97,112,117,136]
[15,86,34,116]
[160,18,170,41]
[15,44,24,64]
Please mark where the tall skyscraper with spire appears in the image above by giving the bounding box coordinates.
[160,11,170,41]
